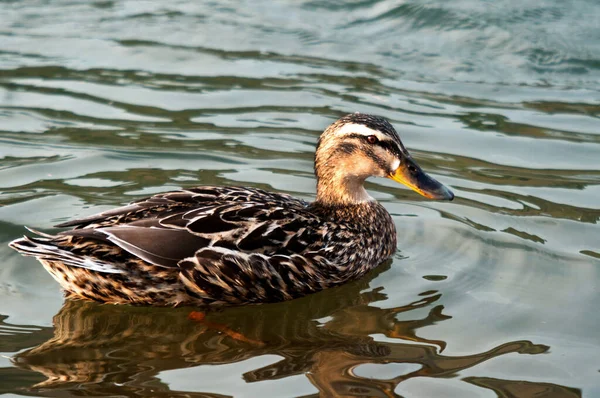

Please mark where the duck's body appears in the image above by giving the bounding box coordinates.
[10,113,453,306]
[15,187,396,306]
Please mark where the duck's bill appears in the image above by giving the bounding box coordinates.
[388,157,454,201]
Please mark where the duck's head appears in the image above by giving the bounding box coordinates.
[315,113,454,205]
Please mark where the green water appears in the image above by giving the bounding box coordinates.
[1,1,599,397]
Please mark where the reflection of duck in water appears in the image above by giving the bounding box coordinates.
[6,266,565,397]
[10,113,454,306]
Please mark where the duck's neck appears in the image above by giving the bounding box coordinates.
[315,174,373,206]
[313,144,375,206]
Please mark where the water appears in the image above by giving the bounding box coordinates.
[0,0,599,396]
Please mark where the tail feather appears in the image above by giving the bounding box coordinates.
[24,226,56,239]
[9,232,124,275]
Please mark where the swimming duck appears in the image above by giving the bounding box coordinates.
[9,113,453,306]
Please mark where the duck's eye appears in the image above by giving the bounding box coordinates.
[367,135,378,144]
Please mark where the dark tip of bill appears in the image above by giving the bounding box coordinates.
[436,186,454,201]
[447,188,455,201]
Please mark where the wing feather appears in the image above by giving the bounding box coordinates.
[55,186,307,228]
[52,186,316,270]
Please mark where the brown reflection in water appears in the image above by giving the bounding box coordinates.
[5,264,573,397]
[464,376,582,398]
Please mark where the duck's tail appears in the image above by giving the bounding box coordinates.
[9,229,123,274]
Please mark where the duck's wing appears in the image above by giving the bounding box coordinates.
[55,186,307,229]
[56,186,321,271]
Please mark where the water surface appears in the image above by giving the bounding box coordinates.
[1,1,599,397]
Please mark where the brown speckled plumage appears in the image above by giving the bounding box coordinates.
[9,113,453,306]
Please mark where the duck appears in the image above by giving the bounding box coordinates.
[9,113,454,306]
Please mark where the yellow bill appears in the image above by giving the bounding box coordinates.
[388,157,454,200]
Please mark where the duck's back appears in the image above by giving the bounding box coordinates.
[54,186,317,261]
